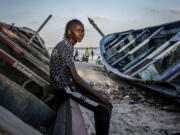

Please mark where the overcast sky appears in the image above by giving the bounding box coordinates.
[0,0,180,48]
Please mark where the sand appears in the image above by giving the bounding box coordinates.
[75,61,180,135]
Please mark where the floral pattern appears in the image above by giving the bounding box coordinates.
[50,39,75,89]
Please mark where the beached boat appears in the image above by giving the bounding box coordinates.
[88,18,180,102]
[0,16,88,135]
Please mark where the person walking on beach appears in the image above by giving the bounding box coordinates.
[91,49,94,60]
[85,48,90,62]
[50,19,112,135]
[74,49,79,60]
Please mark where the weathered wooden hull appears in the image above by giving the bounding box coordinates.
[0,106,43,135]
[89,18,180,102]
[0,73,56,128]
[0,22,51,99]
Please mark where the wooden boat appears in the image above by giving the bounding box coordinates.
[88,18,180,102]
[0,16,88,135]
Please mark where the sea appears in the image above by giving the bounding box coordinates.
[48,47,101,64]
[74,47,101,64]
[75,47,100,57]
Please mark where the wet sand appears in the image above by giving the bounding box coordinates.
[75,61,180,135]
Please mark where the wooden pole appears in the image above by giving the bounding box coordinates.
[27,14,52,45]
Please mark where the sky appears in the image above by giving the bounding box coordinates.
[0,0,180,48]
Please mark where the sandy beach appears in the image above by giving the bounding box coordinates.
[75,61,180,135]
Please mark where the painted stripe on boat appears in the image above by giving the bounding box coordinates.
[0,31,49,75]
[124,32,180,74]
[106,30,147,61]
[102,34,115,46]
[2,26,49,64]
[131,41,180,77]
[105,34,122,47]
[111,34,129,49]
[111,27,164,66]
[111,53,130,66]
[157,62,180,81]
[0,49,49,87]
[147,41,170,59]
[0,32,21,54]
[124,41,170,74]
[117,30,147,53]
[0,49,15,65]
[130,27,164,54]
[167,71,180,82]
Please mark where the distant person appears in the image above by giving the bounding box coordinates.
[91,50,94,60]
[74,49,79,60]
[96,56,101,65]
[82,54,86,62]
[50,19,112,135]
[85,48,90,62]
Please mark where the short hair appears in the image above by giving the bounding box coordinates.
[64,19,84,39]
